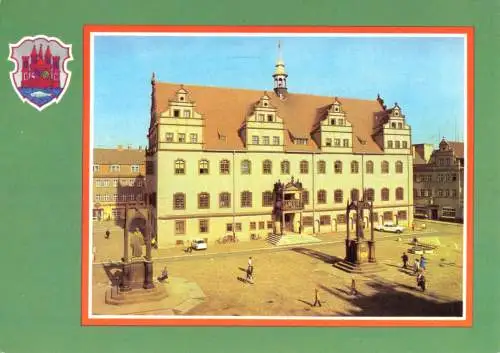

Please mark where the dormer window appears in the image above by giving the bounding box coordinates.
[398,122,403,128]
[180,96,185,101]
[338,119,344,126]
[263,102,268,107]
[331,119,336,125]
[391,122,397,128]
[334,106,339,112]
[394,110,399,116]
[258,114,264,122]
[294,138,308,145]
[173,110,180,118]
[183,110,191,118]
[267,114,273,122]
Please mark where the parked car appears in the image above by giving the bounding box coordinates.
[191,238,208,250]
[374,222,404,234]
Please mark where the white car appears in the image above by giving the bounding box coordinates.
[374,222,404,234]
[191,239,208,250]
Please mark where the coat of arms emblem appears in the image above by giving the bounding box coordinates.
[8,35,73,111]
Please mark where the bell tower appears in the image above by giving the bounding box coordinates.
[272,41,288,98]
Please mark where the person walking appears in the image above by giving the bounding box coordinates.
[248,256,253,267]
[414,258,420,274]
[105,229,110,239]
[420,255,427,271]
[350,276,358,296]
[417,272,426,291]
[401,252,409,269]
[246,265,254,283]
[312,288,322,307]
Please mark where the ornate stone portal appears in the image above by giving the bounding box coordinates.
[345,197,376,265]
[273,177,304,235]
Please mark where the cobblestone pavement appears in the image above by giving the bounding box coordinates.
[91,220,465,317]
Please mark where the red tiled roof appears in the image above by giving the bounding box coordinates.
[154,82,387,154]
[94,148,145,165]
[447,141,464,159]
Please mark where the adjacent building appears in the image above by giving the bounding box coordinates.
[413,138,464,222]
[92,147,146,221]
[146,50,414,247]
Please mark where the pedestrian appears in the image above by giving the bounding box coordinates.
[157,266,169,282]
[417,272,426,291]
[92,245,96,263]
[401,252,409,269]
[248,256,253,267]
[414,258,420,274]
[420,255,426,271]
[246,265,254,283]
[312,288,322,307]
[350,276,358,296]
[105,229,110,239]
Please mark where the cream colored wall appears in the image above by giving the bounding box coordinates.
[154,150,414,246]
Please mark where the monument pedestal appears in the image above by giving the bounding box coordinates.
[336,239,384,274]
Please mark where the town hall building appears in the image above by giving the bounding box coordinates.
[146,48,414,247]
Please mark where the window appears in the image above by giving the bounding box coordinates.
[300,160,309,174]
[175,159,185,174]
[338,119,344,126]
[165,133,174,142]
[396,210,407,221]
[93,165,100,172]
[252,136,259,145]
[383,211,393,221]
[199,159,209,174]
[317,160,326,174]
[262,191,273,207]
[199,219,209,233]
[334,138,341,146]
[398,122,403,129]
[241,191,252,208]
[452,189,458,198]
[334,189,343,203]
[381,161,389,174]
[220,160,230,174]
[302,190,309,205]
[317,190,327,204]
[219,192,231,208]
[173,193,185,210]
[175,220,186,235]
[267,114,273,122]
[303,217,314,227]
[177,133,186,143]
[337,214,346,224]
[263,136,270,145]
[334,160,343,174]
[273,136,280,145]
[388,140,394,149]
[325,138,332,147]
[112,194,118,201]
[281,160,290,174]
[396,187,404,200]
[395,161,403,174]
[183,110,191,118]
[131,165,140,173]
[226,223,233,232]
[371,212,379,222]
[402,141,408,149]
[391,122,397,128]
[381,188,390,201]
[112,179,118,187]
[267,221,273,229]
[331,118,336,125]
[343,139,349,147]
[395,141,401,149]
[263,160,272,174]
[365,188,375,202]
[259,221,265,229]
[350,161,359,174]
[136,194,143,201]
[173,109,180,117]
[241,160,251,174]
[366,161,374,174]
[438,189,443,197]
[258,114,264,121]
[351,189,359,201]
[235,223,242,232]
[110,165,120,172]
[190,133,198,143]
[442,207,456,218]
[198,193,210,209]
[320,215,331,225]
[445,189,450,197]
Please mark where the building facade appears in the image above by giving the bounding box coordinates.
[92,147,146,221]
[413,139,464,222]
[146,53,414,247]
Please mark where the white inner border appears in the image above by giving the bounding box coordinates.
[88,31,468,322]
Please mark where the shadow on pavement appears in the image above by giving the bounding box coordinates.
[291,247,343,265]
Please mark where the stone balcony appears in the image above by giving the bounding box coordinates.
[283,199,303,211]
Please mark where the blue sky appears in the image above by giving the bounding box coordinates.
[93,35,465,148]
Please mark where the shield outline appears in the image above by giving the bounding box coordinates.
[8,34,74,112]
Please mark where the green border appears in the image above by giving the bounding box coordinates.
[0,0,497,352]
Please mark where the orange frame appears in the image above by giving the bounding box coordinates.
[82,25,474,327]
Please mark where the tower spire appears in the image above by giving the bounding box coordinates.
[273,40,288,98]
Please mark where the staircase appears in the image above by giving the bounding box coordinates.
[333,260,387,274]
[267,233,322,246]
